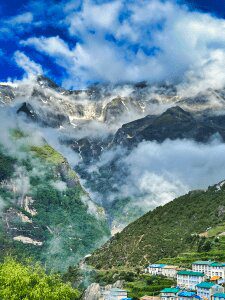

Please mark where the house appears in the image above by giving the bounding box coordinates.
[148,264,167,275]
[177,270,205,290]
[178,291,200,300]
[192,261,225,279]
[162,266,179,278]
[211,263,225,279]
[192,261,213,277]
[103,288,128,300]
[196,282,224,299]
[160,287,180,300]
[213,293,225,300]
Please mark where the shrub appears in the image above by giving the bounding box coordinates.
[0,258,80,300]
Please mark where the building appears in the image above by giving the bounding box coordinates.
[192,261,225,279]
[196,282,224,299]
[161,287,180,300]
[148,264,167,275]
[192,261,213,277]
[103,288,128,300]
[213,293,225,300]
[177,270,205,290]
[211,263,225,279]
[162,266,179,278]
[178,291,200,300]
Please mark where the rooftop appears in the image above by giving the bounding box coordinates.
[214,294,225,298]
[196,282,216,289]
[164,265,179,269]
[177,270,205,277]
[193,261,214,266]
[161,288,180,293]
[149,264,166,268]
[211,276,221,281]
[211,262,225,267]
[178,291,197,297]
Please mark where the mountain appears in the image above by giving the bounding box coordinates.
[113,106,225,147]
[2,76,225,236]
[2,76,225,163]
[86,181,225,269]
[0,126,109,271]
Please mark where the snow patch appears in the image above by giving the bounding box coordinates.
[216,181,225,191]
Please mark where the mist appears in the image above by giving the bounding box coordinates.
[118,138,225,210]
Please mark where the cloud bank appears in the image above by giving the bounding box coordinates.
[118,139,225,210]
[15,0,225,92]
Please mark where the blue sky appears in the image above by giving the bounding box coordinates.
[0,0,225,89]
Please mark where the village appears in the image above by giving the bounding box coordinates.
[102,261,225,300]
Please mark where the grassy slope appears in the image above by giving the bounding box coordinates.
[0,129,110,271]
[157,231,225,267]
[87,184,225,269]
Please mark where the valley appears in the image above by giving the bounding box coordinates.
[1,76,225,298]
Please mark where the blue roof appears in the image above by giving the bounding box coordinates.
[196,282,216,289]
[121,298,132,300]
[214,294,225,298]
[178,291,197,297]
[211,262,225,267]
[149,264,166,268]
[161,288,180,293]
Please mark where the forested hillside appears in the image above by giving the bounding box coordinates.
[0,128,110,271]
[87,182,225,269]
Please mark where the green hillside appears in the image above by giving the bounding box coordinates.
[87,183,225,269]
[0,128,110,271]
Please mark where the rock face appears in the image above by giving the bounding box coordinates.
[83,283,102,300]
[83,280,124,300]
[17,102,38,121]
[0,84,15,105]
[17,102,70,128]
[103,96,143,124]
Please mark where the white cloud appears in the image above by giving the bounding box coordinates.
[120,139,225,210]
[14,51,43,77]
[51,180,67,191]
[19,0,225,92]
[6,12,33,25]
[0,12,38,39]
[21,36,73,58]
[67,0,122,35]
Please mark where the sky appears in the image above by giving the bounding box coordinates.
[0,0,225,89]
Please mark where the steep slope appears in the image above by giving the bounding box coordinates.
[87,181,225,269]
[0,127,110,271]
